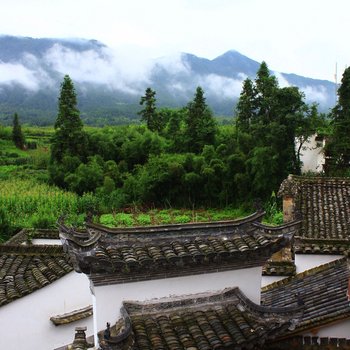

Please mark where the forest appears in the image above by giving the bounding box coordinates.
[1,61,349,242]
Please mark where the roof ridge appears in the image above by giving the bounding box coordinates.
[0,244,64,255]
[261,257,348,292]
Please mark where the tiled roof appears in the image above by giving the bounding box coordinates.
[278,176,350,242]
[50,305,93,326]
[0,244,72,307]
[5,228,60,245]
[261,257,350,334]
[99,288,302,350]
[262,260,296,276]
[59,214,300,284]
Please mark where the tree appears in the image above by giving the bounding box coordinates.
[12,113,25,149]
[235,78,256,133]
[235,62,320,200]
[326,67,350,174]
[50,75,87,163]
[138,88,163,132]
[185,86,217,153]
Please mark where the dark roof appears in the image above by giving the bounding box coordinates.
[99,288,302,350]
[263,260,296,276]
[279,176,350,240]
[59,214,300,285]
[261,257,350,334]
[50,305,93,326]
[0,244,72,307]
[5,228,60,245]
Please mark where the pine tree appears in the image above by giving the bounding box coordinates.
[326,67,350,174]
[12,113,25,149]
[138,88,163,132]
[235,78,256,133]
[185,86,216,153]
[51,75,87,163]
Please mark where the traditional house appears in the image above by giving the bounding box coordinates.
[59,212,302,349]
[278,175,350,273]
[0,229,93,350]
[261,257,350,346]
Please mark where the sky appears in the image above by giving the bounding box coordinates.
[0,0,349,82]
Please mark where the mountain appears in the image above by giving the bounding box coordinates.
[0,35,336,125]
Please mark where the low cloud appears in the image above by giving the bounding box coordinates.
[43,44,152,94]
[198,74,245,99]
[155,53,191,75]
[301,85,329,104]
[273,71,290,88]
[0,61,40,91]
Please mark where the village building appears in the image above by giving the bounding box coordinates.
[278,175,350,273]
[1,176,350,349]
[59,212,304,349]
[0,229,93,350]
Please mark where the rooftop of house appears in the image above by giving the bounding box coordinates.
[261,256,350,334]
[278,175,350,253]
[98,287,302,350]
[58,213,300,284]
[0,243,72,307]
[4,228,60,245]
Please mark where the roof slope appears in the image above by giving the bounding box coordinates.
[0,244,72,307]
[99,288,302,350]
[261,257,350,333]
[279,176,350,240]
[59,214,300,285]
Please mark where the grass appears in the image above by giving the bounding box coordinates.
[99,207,251,228]
[0,178,89,232]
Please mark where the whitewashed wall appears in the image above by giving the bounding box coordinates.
[92,266,262,343]
[302,318,350,339]
[297,134,325,173]
[295,254,344,274]
[261,275,287,287]
[0,272,93,350]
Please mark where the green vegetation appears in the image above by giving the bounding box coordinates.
[12,113,25,149]
[2,62,342,242]
[326,66,350,175]
[0,178,92,234]
[99,207,250,228]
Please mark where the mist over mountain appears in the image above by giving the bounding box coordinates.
[0,35,336,125]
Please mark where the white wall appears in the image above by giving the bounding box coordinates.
[295,254,344,274]
[297,134,325,173]
[30,238,62,245]
[302,318,350,339]
[92,267,262,335]
[261,275,287,287]
[0,272,93,350]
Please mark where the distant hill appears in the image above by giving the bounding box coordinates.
[0,35,336,125]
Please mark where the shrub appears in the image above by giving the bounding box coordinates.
[137,214,151,226]
[173,214,191,224]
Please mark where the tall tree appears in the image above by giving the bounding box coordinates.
[50,75,87,163]
[326,67,350,174]
[12,113,25,149]
[235,78,256,133]
[185,86,217,153]
[138,88,163,132]
[235,62,319,200]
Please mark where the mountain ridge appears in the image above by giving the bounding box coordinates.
[0,35,335,125]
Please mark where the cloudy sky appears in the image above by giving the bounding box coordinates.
[0,0,349,81]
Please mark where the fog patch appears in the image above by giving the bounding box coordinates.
[199,74,244,99]
[273,71,290,87]
[301,85,328,104]
[0,61,41,91]
[44,44,152,95]
[155,53,191,75]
